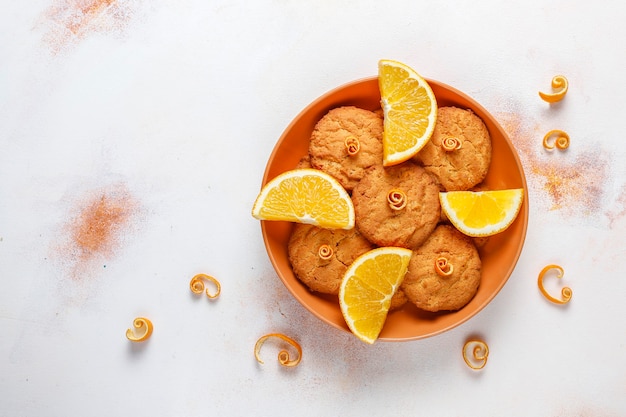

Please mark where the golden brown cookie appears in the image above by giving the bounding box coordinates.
[351,162,441,249]
[287,223,375,295]
[295,154,312,169]
[309,106,384,191]
[402,225,481,312]
[414,106,491,191]
[389,287,408,311]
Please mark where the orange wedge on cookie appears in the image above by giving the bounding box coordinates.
[252,169,355,230]
[439,189,524,237]
[378,59,438,166]
[339,247,412,344]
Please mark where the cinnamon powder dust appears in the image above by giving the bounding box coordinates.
[58,184,138,276]
[39,0,138,54]
[496,112,609,216]
[72,193,130,257]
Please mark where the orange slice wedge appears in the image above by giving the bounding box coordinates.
[439,189,524,237]
[252,169,355,229]
[339,247,412,344]
[378,59,437,166]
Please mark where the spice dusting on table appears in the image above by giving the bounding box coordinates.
[40,0,138,53]
[73,195,126,256]
[497,112,608,215]
[59,185,138,274]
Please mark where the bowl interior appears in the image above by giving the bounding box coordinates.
[260,77,528,341]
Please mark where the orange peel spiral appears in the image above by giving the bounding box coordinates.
[254,333,302,367]
[539,75,568,103]
[126,317,153,342]
[387,189,407,210]
[318,244,334,260]
[442,136,462,151]
[543,130,570,150]
[344,136,360,156]
[538,264,572,304]
[463,339,489,370]
[434,257,454,277]
[190,273,221,299]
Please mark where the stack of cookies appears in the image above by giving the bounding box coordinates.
[288,105,492,313]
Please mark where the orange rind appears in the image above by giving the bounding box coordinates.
[318,244,333,260]
[126,317,153,342]
[543,130,570,151]
[387,189,408,211]
[344,136,360,156]
[538,264,572,304]
[434,257,454,277]
[539,75,568,103]
[463,339,489,370]
[442,136,462,152]
[190,273,221,299]
[254,333,302,367]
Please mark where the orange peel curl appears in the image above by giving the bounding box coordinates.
[539,75,568,103]
[254,333,302,367]
[190,273,221,299]
[344,136,360,156]
[126,317,153,342]
[538,264,572,304]
[543,130,570,150]
[442,136,462,152]
[318,244,333,260]
[434,257,454,277]
[387,189,407,211]
[463,339,489,370]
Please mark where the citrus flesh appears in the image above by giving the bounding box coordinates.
[339,247,413,344]
[439,189,524,237]
[252,168,355,230]
[378,59,438,166]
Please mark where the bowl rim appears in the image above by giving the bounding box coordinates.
[260,75,529,341]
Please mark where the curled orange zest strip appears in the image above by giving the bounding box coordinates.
[190,274,221,299]
[435,257,454,277]
[318,244,333,260]
[387,189,407,210]
[463,340,489,370]
[539,75,568,103]
[126,317,153,342]
[543,130,570,150]
[344,136,360,156]
[442,136,462,151]
[538,264,572,304]
[254,333,302,367]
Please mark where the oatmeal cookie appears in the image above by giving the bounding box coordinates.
[402,225,481,312]
[295,154,312,169]
[389,287,408,311]
[309,106,384,191]
[287,223,374,295]
[351,162,440,249]
[414,106,491,191]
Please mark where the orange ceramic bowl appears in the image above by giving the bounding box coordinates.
[259,77,528,341]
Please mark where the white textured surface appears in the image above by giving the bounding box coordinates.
[1,1,625,416]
